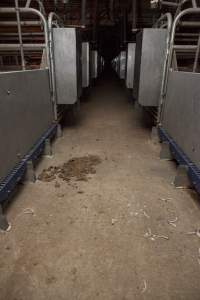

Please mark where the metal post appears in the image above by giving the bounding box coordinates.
[193,33,200,72]
[48,12,64,121]
[156,13,172,124]
[15,0,26,70]
[25,0,32,6]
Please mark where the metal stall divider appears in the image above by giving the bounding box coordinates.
[82,42,91,90]
[159,8,200,194]
[51,27,82,121]
[126,42,136,90]
[0,5,57,230]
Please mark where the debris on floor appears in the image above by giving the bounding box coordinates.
[111,218,118,225]
[186,229,200,238]
[144,228,169,241]
[141,280,147,294]
[38,155,102,183]
[159,197,173,202]
[23,208,35,216]
[168,217,178,228]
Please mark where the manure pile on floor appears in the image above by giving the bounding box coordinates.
[38,155,102,183]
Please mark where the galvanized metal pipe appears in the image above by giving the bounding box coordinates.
[175,0,197,18]
[0,21,41,26]
[169,8,200,73]
[25,0,46,16]
[48,12,64,120]
[0,44,45,50]
[161,1,178,7]
[180,21,200,27]
[0,32,44,36]
[156,13,172,124]
[15,0,25,70]
[174,44,198,50]
[193,33,200,71]
[154,13,172,32]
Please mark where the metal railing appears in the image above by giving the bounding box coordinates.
[0,4,49,71]
[159,7,200,123]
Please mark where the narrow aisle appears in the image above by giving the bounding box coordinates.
[1,70,200,300]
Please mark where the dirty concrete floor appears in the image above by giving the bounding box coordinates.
[1,71,200,300]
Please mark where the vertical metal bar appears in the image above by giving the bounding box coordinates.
[25,0,32,7]
[192,0,197,7]
[193,33,200,72]
[15,0,26,70]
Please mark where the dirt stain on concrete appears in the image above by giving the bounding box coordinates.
[38,155,102,183]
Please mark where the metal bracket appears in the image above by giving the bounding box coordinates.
[44,138,52,156]
[174,165,192,189]
[160,141,173,160]
[25,160,36,183]
[56,123,62,138]
[151,126,160,144]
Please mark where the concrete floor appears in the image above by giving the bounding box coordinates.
[1,71,200,300]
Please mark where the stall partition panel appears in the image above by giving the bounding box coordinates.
[162,70,200,169]
[53,28,82,104]
[0,69,53,182]
[82,42,90,88]
[133,29,167,106]
[126,43,136,89]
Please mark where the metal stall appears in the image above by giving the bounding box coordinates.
[126,43,136,89]
[52,28,82,105]
[0,7,56,216]
[133,13,172,109]
[133,28,167,106]
[159,8,200,194]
